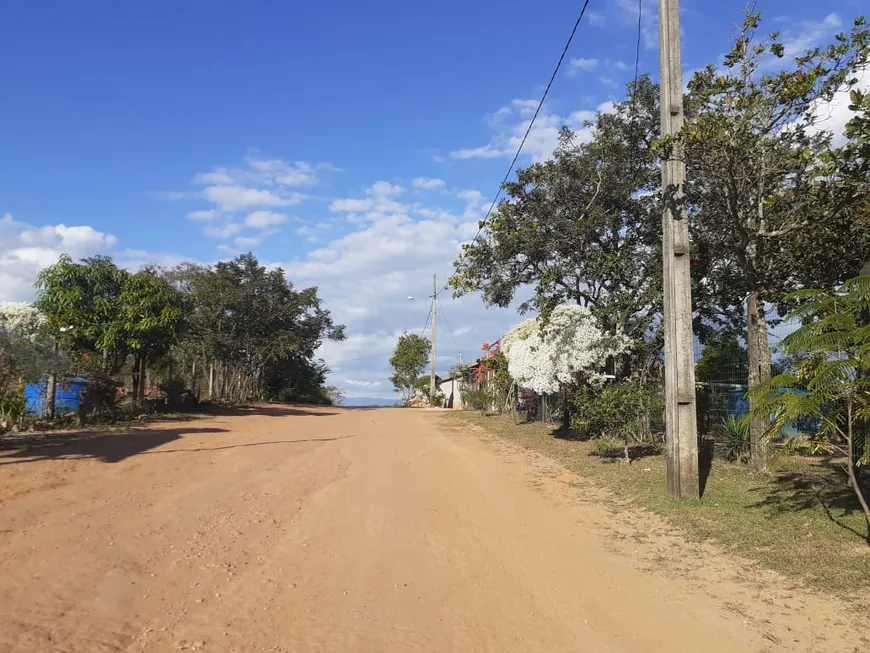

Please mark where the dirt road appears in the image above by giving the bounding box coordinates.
[0,406,861,652]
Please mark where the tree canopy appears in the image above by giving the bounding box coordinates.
[22,251,345,414]
[389,333,431,402]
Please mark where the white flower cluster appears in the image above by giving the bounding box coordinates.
[0,302,46,341]
[501,304,630,394]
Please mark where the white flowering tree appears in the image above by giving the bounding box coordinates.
[0,302,45,341]
[502,305,630,426]
[0,302,64,386]
[0,303,47,423]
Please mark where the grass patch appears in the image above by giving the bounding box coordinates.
[444,411,870,596]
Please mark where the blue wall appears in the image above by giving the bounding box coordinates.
[25,378,87,417]
[724,386,818,438]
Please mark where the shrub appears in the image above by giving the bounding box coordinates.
[571,381,663,461]
[715,416,750,462]
[463,387,493,412]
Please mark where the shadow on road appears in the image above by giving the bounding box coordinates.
[141,434,358,455]
[194,403,382,418]
[195,403,341,418]
[0,427,227,465]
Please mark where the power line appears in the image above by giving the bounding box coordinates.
[444,0,595,293]
[628,0,644,183]
[437,304,462,359]
[421,298,433,337]
[633,0,643,91]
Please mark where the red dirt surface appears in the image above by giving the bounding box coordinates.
[0,405,862,652]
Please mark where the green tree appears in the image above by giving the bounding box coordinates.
[35,255,131,371]
[749,277,870,543]
[670,11,869,467]
[35,255,131,416]
[389,333,431,403]
[451,77,662,375]
[322,385,345,406]
[695,335,749,386]
[787,85,870,289]
[166,254,344,403]
[119,268,188,404]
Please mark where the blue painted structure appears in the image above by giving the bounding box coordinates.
[724,386,818,438]
[24,377,87,417]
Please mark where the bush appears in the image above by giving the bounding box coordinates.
[571,381,663,460]
[0,388,26,431]
[714,416,750,462]
[463,387,493,412]
[592,437,625,458]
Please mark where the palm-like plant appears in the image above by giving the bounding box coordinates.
[715,416,750,462]
[749,276,870,542]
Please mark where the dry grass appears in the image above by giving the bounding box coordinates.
[443,411,870,596]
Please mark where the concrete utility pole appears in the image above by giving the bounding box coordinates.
[658,0,699,498]
[429,274,437,403]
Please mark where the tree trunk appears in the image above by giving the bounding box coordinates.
[44,372,57,419]
[208,362,215,400]
[561,385,571,432]
[131,354,142,406]
[846,401,870,545]
[44,341,58,419]
[134,356,147,404]
[746,292,772,469]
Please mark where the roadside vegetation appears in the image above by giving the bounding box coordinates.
[445,410,870,596]
[432,6,870,589]
[0,252,345,435]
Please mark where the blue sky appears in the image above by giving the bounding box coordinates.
[1,0,865,400]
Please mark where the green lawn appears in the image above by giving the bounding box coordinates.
[443,411,870,596]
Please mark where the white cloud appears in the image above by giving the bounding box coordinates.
[245,158,320,186]
[588,11,606,27]
[608,59,631,71]
[120,249,191,269]
[451,99,609,162]
[187,209,218,221]
[202,185,300,212]
[370,181,404,197]
[192,157,330,188]
[204,222,242,239]
[0,214,118,302]
[412,177,446,189]
[568,57,600,74]
[808,68,870,146]
[343,379,387,389]
[233,235,262,248]
[329,198,373,212]
[451,145,507,160]
[193,169,236,185]
[781,13,843,61]
[244,210,288,228]
[613,0,658,50]
[328,181,406,218]
[166,154,339,246]
[281,186,527,400]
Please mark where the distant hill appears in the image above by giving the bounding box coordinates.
[342,396,397,407]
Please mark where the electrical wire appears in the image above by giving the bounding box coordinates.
[627,0,644,184]
[444,0,595,293]
[437,304,463,360]
[420,298,433,337]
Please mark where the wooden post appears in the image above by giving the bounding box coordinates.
[659,0,699,498]
[430,274,437,404]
